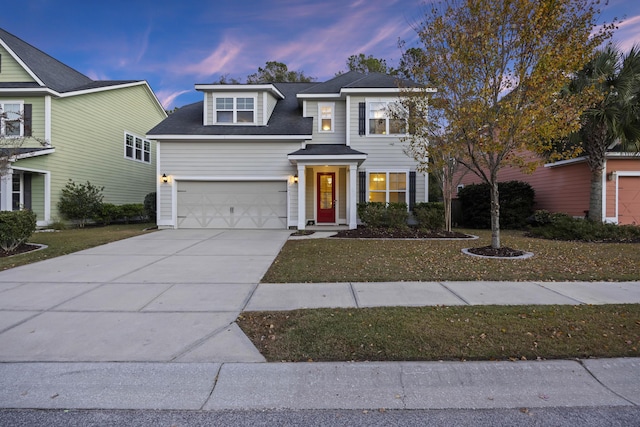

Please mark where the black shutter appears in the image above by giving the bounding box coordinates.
[359,171,366,203]
[23,104,32,137]
[358,102,365,135]
[409,171,416,211]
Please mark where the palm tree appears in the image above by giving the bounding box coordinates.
[564,45,640,221]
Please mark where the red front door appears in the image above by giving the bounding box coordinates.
[317,172,335,223]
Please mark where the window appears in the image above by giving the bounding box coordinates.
[367,101,406,135]
[125,132,151,163]
[318,102,334,132]
[368,172,407,203]
[215,97,255,124]
[0,102,23,137]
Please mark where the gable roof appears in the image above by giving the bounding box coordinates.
[298,71,420,95]
[0,27,143,94]
[148,82,315,138]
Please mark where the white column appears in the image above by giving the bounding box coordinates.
[0,172,12,211]
[297,164,306,229]
[348,163,358,229]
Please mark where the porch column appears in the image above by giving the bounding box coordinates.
[0,172,12,211]
[297,164,306,230]
[348,163,357,229]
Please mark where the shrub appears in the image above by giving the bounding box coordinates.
[57,180,104,227]
[93,203,122,225]
[119,203,146,223]
[413,202,445,230]
[527,210,572,227]
[457,181,535,229]
[144,192,156,221]
[357,202,409,228]
[527,216,640,241]
[0,210,37,252]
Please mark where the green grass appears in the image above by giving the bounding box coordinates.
[262,229,640,282]
[238,304,640,362]
[0,223,156,271]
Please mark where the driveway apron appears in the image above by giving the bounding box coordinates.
[0,229,291,363]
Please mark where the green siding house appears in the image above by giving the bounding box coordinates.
[0,28,166,225]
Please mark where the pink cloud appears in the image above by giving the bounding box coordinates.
[156,89,192,109]
[613,14,640,52]
[175,37,244,78]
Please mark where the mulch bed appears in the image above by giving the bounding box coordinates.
[0,243,41,258]
[332,227,471,239]
[466,245,526,258]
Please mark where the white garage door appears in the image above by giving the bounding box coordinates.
[177,181,288,229]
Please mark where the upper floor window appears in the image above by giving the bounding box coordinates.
[125,132,151,163]
[367,101,406,135]
[0,102,23,137]
[318,102,334,132]
[215,97,255,124]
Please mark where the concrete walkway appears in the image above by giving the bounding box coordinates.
[0,229,638,411]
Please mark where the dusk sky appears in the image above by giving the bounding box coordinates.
[2,0,639,109]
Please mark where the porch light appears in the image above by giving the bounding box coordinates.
[607,171,616,181]
[162,174,168,183]
[293,174,299,183]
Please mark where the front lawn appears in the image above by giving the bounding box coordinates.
[0,223,156,271]
[238,304,640,362]
[262,229,640,282]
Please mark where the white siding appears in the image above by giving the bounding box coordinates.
[306,100,346,144]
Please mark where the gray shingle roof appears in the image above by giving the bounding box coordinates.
[148,82,315,137]
[0,28,142,93]
[298,71,419,94]
[288,144,367,156]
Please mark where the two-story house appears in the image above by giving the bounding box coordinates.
[0,28,166,225]
[148,71,435,230]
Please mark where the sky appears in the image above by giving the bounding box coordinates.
[2,0,639,109]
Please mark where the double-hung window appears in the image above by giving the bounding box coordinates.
[367,101,406,135]
[318,102,334,132]
[125,132,151,163]
[215,97,255,124]
[0,102,23,137]
[368,172,408,203]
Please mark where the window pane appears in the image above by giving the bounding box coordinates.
[369,102,386,118]
[369,119,386,134]
[237,111,253,122]
[389,191,406,203]
[389,119,406,134]
[321,118,332,131]
[126,146,133,157]
[144,152,150,162]
[237,97,253,109]
[216,98,233,109]
[217,111,233,122]
[369,173,386,191]
[126,134,134,146]
[389,173,406,191]
[369,192,386,203]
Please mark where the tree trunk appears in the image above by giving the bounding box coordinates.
[490,180,500,248]
[588,167,603,222]
[444,194,452,232]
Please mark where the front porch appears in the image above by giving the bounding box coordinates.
[288,144,367,230]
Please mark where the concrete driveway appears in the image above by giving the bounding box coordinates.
[0,229,291,363]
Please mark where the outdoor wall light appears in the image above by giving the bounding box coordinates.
[162,174,168,183]
[293,174,299,183]
[607,171,616,181]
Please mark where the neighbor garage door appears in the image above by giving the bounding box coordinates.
[177,181,287,229]
[618,176,640,225]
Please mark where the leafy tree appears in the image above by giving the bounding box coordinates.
[344,53,396,75]
[215,73,242,85]
[246,61,315,83]
[400,0,613,249]
[555,45,640,222]
[57,180,104,227]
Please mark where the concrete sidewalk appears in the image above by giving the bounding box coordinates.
[0,229,639,411]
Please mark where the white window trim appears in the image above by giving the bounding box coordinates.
[365,98,407,137]
[0,100,24,137]
[366,170,409,204]
[124,131,151,164]
[318,102,335,133]
[214,96,257,125]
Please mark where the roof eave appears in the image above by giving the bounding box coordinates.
[195,84,285,99]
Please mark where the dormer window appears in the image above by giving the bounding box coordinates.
[318,102,334,132]
[215,97,255,124]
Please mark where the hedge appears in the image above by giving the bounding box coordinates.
[357,202,409,228]
[0,210,37,252]
[457,181,535,229]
